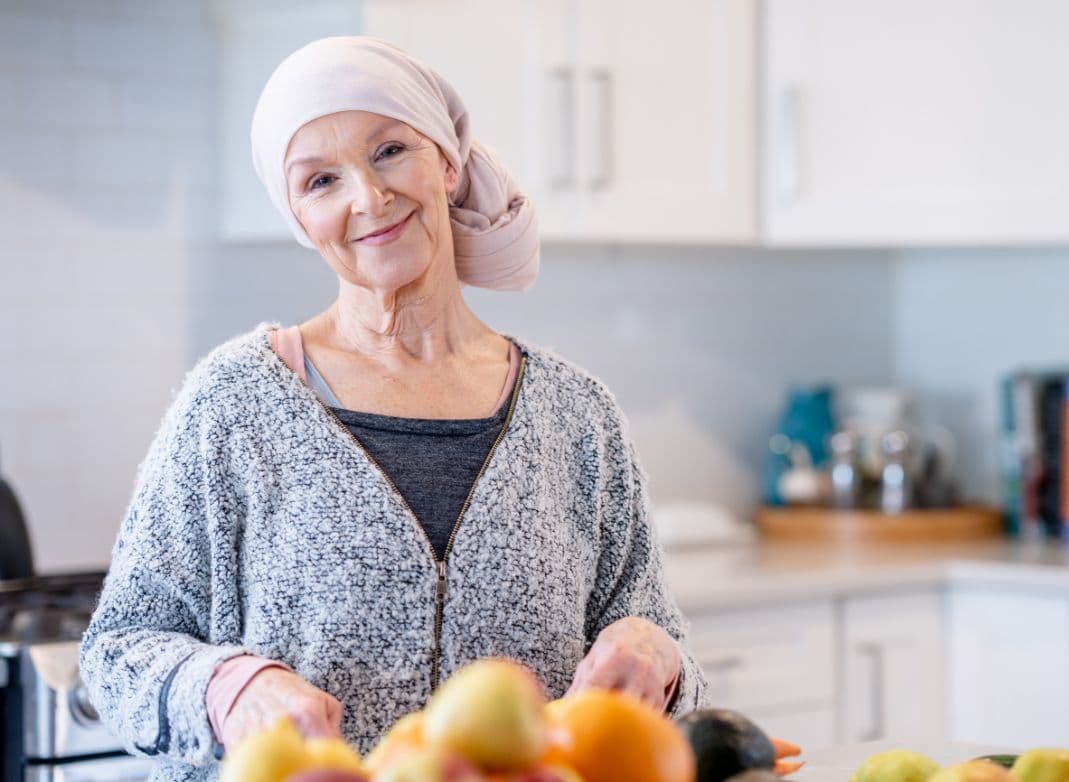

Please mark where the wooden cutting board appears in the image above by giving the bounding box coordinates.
[756,505,1004,544]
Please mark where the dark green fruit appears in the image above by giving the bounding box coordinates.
[677,708,776,782]
[972,755,1018,769]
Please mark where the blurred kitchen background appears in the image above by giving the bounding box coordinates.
[4,0,1068,571]
[2,0,1069,762]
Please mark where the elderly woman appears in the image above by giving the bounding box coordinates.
[80,36,709,781]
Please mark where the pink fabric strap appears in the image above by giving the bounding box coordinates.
[270,326,307,383]
[207,655,293,742]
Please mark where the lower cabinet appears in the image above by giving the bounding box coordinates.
[684,580,1069,748]
[841,591,946,744]
[947,586,1069,746]
[687,601,838,749]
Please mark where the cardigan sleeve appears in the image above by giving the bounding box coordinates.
[584,435,710,717]
[79,374,250,766]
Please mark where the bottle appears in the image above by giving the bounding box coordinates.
[880,430,911,515]
[829,431,859,509]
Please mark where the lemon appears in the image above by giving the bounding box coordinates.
[850,749,940,782]
[1011,749,1069,782]
[219,717,310,782]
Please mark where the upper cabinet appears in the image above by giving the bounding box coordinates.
[360,0,758,243]
[535,0,757,243]
[762,0,1069,245]
[215,0,1069,246]
[214,0,757,245]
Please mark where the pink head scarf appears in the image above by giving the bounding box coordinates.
[251,36,539,292]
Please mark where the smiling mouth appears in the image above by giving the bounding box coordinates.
[354,213,413,242]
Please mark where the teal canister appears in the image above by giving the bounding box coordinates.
[762,385,836,506]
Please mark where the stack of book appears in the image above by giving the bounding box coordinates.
[1000,370,1069,540]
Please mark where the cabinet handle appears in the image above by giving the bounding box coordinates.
[776,85,802,204]
[547,66,575,190]
[856,642,885,742]
[588,68,613,190]
[701,655,744,672]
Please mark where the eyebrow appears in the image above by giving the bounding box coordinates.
[285,120,411,176]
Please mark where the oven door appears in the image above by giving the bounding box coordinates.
[24,754,152,782]
[21,644,128,758]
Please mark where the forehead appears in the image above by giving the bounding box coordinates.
[285,111,417,160]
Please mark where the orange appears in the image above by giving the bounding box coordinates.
[546,690,694,782]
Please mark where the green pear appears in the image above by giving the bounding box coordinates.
[928,760,1013,782]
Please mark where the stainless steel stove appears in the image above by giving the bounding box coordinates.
[1,574,152,782]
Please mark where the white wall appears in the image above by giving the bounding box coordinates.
[893,248,1069,504]
[0,1,217,571]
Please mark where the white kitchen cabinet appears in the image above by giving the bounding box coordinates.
[215,0,758,244]
[687,601,837,748]
[345,0,760,244]
[948,586,1069,746]
[841,590,946,744]
[543,0,758,243]
[762,0,1069,245]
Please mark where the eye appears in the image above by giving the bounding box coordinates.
[376,143,405,162]
[308,174,336,191]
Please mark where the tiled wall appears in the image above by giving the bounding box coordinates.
[0,1,217,571]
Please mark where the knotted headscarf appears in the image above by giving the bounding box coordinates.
[251,36,539,291]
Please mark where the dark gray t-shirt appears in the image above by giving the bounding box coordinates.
[329,402,510,560]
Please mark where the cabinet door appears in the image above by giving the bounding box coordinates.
[564,0,757,243]
[842,591,946,744]
[688,601,836,714]
[948,587,1069,745]
[360,0,532,183]
[763,0,1069,244]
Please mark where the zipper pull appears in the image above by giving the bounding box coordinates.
[436,560,448,602]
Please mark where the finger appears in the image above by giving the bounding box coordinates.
[325,696,344,737]
[771,738,802,759]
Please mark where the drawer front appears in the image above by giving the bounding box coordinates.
[687,601,835,712]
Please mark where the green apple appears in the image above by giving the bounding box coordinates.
[850,749,940,782]
[1011,749,1069,782]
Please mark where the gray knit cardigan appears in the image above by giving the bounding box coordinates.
[80,323,709,782]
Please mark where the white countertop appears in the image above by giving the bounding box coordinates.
[794,741,1017,781]
[663,539,1069,613]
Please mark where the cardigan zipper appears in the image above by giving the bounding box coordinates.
[311,355,528,692]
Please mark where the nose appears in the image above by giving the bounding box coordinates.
[346,166,392,216]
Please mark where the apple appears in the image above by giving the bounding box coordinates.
[1011,749,1069,782]
[424,659,548,772]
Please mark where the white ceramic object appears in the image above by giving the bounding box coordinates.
[652,501,756,549]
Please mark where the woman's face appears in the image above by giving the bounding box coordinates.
[284,111,458,292]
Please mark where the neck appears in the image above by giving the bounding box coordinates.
[325,259,489,367]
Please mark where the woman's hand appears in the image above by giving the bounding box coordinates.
[566,617,681,710]
[221,668,343,748]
